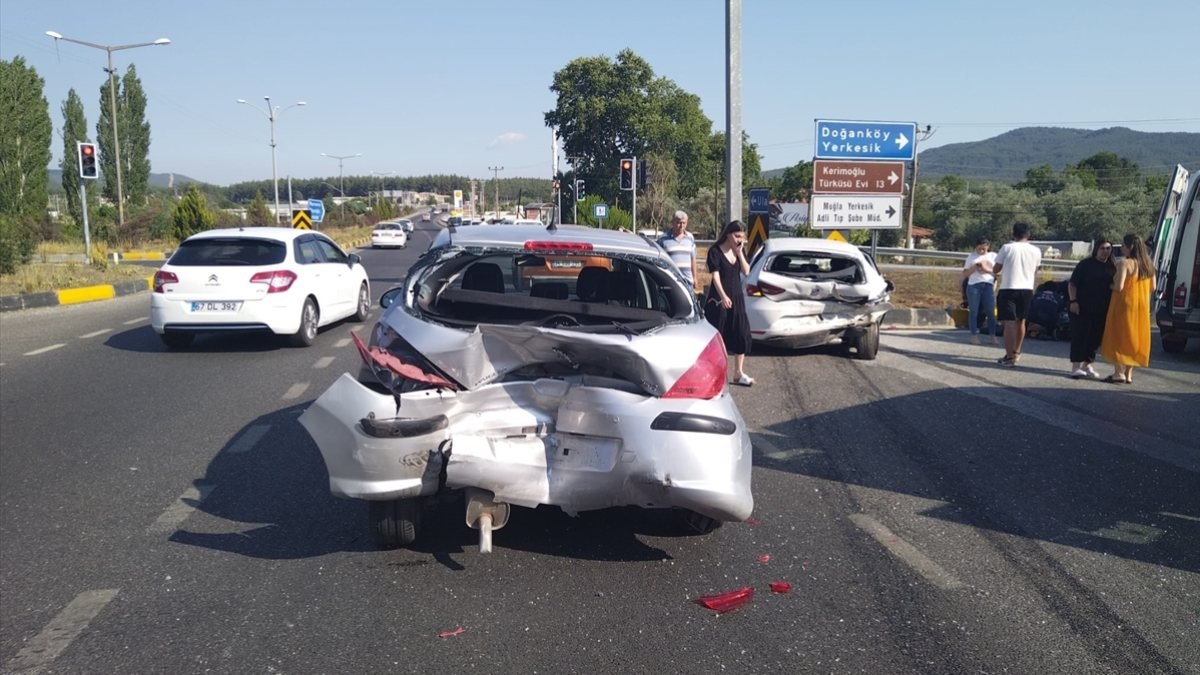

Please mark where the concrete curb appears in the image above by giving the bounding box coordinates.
[0,277,153,313]
[882,308,956,329]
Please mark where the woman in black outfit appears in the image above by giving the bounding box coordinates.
[704,220,754,386]
[1067,238,1116,378]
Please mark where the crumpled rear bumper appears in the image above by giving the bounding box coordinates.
[300,373,754,522]
[748,301,890,348]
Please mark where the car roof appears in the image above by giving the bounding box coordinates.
[760,237,864,256]
[432,224,666,257]
[183,227,321,243]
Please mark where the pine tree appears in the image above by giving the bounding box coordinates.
[247,190,271,226]
[0,57,53,218]
[120,65,151,208]
[172,185,215,240]
[60,89,91,229]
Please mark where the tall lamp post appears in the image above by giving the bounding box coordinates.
[371,171,395,217]
[45,31,171,232]
[237,97,306,224]
[321,153,361,220]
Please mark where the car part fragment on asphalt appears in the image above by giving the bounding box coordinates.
[757,554,771,563]
[769,581,792,594]
[693,586,755,614]
[438,626,466,639]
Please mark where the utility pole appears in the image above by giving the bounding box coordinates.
[905,125,936,249]
[488,165,504,218]
[567,156,583,224]
[725,0,743,227]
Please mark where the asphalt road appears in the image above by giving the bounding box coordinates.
[1,220,1197,674]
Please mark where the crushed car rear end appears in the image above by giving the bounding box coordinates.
[299,225,753,549]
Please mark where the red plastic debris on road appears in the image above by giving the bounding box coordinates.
[769,581,792,594]
[744,518,761,526]
[757,554,771,564]
[693,586,755,613]
[438,626,467,638]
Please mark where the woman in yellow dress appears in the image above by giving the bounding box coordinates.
[1099,234,1156,384]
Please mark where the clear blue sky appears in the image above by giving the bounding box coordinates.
[3,0,1198,186]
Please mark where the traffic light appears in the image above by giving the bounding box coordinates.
[552,179,561,192]
[638,159,650,189]
[619,159,634,190]
[574,179,585,201]
[77,142,98,179]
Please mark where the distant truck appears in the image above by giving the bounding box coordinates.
[1150,165,1200,353]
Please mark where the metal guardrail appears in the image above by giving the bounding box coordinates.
[864,246,1079,270]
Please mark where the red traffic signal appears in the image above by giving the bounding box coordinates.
[77,142,98,179]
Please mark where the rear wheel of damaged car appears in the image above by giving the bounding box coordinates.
[854,320,881,360]
[676,509,723,535]
[291,297,319,347]
[369,498,422,548]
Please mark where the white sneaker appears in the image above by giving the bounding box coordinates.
[733,373,755,386]
[1084,365,1099,379]
[1070,368,1087,379]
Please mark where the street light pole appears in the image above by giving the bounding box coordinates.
[321,153,361,220]
[488,166,504,219]
[45,31,170,233]
[237,97,306,224]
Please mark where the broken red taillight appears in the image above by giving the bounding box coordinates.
[153,270,178,293]
[746,281,785,297]
[663,333,727,399]
[693,586,754,613]
[524,241,593,251]
[249,270,298,293]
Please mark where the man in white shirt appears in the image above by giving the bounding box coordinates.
[962,237,998,345]
[657,211,699,293]
[992,222,1043,366]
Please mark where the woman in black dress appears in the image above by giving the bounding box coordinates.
[704,220,754,386]
[1067,238,1115,378]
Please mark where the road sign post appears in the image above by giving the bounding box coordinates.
[594,202,608,227]
[812,160,905,195]
[814,120,917,161]
[292,210,312,230]
[747,188,770,255]
[308,198,324,225]
[809,196,903,229]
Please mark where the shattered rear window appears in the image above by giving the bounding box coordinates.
[765,252,864,284]
[414,250,694,329]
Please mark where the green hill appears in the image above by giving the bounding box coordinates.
[762,126,1200,183]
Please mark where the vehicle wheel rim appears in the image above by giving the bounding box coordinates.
[304,303,317,338]
[358,287,369,315]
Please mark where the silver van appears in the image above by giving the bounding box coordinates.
[1151,165,1200,352]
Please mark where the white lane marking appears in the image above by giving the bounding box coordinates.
[1159,511,1200,523]
[313,356,336,369]
[147,484,214,535]
[79,329,112,339]
[24,343,66,356]
[334,337,352,348]
[227,424,270,454]
[123,317,147,325]
[849,513,966,591]
[1,588,119,673]
[751,433,820,461]
[282,383,310,400]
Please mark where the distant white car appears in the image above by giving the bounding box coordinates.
[150,228,370,349]
[371,222,409,248]
[396,219,414,233]
[743,237,892,359]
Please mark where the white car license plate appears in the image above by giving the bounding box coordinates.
[191,301,242,312]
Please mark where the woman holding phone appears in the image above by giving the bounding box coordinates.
[704,220,754,386]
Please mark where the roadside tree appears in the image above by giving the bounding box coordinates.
[59,89,92,235]
[172,184,215,240]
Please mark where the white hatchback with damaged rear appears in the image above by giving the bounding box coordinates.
[299,224,754,552]
[150,228,371,349]
[743,237,893,359]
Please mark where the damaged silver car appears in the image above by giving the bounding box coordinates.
[299,224,754,552]
[743,237,893,359]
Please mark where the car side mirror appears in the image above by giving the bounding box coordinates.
[885,279,895,292]
[380,287,404,309]
[347,253,361,267]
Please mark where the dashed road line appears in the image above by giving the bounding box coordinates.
[122,317,147,325]
[79,328,112,339]
[147,484,214,535]
[849,513,966,590]
[24,343,66,357]
[334,337,353,348]
[313,356,336,369]
[227,424,270,454]
[282,382,310,400]
[1160,511,1200,523]
[1,588,118,674]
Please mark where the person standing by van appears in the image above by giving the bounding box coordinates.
[992,222,1043,366]
[1099,234,1157,384]
[1067,238,1116,378]
[962,238,998,345]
